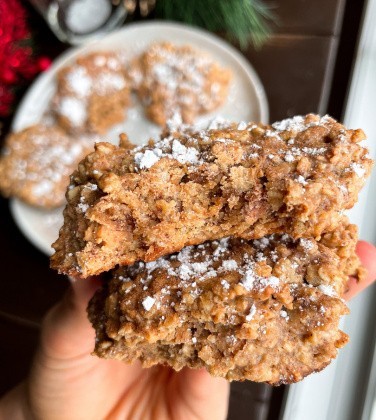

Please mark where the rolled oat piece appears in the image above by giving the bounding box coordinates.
[51,114,372,277]
[88,222,361,384]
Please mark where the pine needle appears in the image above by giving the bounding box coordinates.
[155,0,275,49]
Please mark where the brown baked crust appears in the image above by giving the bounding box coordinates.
[0,124,95,208]
[134,42,232,126]
[51,114,372,278]
[88,224,359,384]
[52,52,131,134]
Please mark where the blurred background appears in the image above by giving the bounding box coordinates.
[1,0,375,419]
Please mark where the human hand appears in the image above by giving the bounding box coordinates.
[0,276,229,420]
[1,241,375,420]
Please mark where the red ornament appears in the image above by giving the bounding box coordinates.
[38,56,52,71]
[0,0,51,117]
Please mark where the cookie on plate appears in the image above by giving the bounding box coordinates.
[0,124,95,208]
[53,52,131,134]
[50,114,372,278]
[88,222,361,384]
[134,42,231,126]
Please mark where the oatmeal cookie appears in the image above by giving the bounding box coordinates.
[52,52,131,134]
[88,222,361,384]
[51,114,372,278]
[0,124,96,208]
[134,42,231,126]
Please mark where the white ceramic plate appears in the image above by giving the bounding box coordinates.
[10,21,269,256]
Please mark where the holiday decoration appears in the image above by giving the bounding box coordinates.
[0,0,51,118]
[123,0,274,48]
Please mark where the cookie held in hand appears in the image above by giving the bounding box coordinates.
[51,114,372,278]
[88,223,361,384]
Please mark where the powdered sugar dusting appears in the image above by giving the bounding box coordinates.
[110,230,350,325]
[299,238,314,251]
[134,149,161,169]
[66,66,92,97]
[272,116,306,132]
[253,237,270,250]
[58,97,87,126]
[245,304,256,321]
[142,296,156,311]
[96,73,125,95]
[208,116,232,130]
[221,279,230,290]
[280,310,290,321]
[318,284,337,297]
[131,112,351,174]
[56,53,128,128]
[242,270,280,291]
[125,237,283,305]
[32,180,54,196]
[133,137,202,170]
[279,145,327,163]
[166,112,184,130]
[221,259,238,271]
[77,201,89,213]
[141,43,228,112]
[4,126,95,206]
[171,139,200,164]
[284,152,295,162]
[296,175,308,186]
[272,114,334,133]
[350,163,366,178]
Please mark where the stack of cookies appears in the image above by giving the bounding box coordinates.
[51,114,373,384]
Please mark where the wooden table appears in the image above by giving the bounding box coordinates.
[0,0,365,418]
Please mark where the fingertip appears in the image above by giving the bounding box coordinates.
[356,240,376,258]
[345,241,376,301]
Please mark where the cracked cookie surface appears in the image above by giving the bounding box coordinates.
[88,222,361,384]
[51,114,372,277]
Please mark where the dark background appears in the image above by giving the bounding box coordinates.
[0,0,366,418]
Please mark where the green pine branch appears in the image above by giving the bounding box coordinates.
[155,0,275,49]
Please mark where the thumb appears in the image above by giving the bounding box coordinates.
[40,277,102,359]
